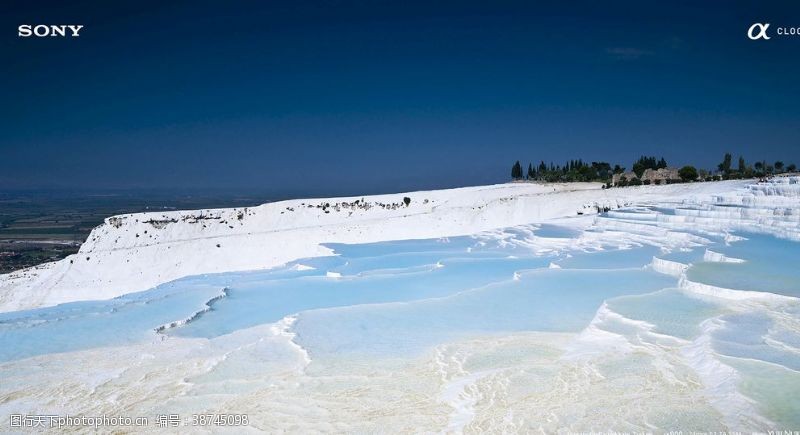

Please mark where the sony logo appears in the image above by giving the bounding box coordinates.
[18,24,84,37]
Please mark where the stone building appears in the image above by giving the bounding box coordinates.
[612,171,638,186]
[613,168,682,186]
[641,167,681,184]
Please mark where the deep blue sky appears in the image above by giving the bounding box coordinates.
[2,0,799,195]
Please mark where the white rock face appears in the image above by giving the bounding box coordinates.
[0,180,760,312]
[650,256,688,277]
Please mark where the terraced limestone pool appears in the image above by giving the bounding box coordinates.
[1,178,800,432]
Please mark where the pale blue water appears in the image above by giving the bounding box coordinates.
[0,279,226,361]
[660,248,706,264]
[535,224,581,238]
[605,288,723,341]
[556,245,662,269]
[2,202,800,428]
[686,233,800,297]
[291,268,675,358]
[1,229,797,366]
[712,311,800,371]
[171,255,553,338]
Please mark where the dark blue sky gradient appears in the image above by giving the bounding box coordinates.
[2,0,799,195]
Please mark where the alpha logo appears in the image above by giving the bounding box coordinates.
[18,24,84,37]
[747,23,770,40]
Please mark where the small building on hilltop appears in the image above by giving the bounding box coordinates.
[612,171,638,186]
[613,168,682,186]
[641,167,681,184]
